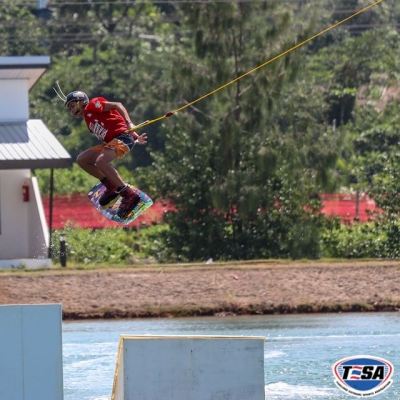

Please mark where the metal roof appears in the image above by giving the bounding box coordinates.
[0,120,72,169]
[0,56,50,90]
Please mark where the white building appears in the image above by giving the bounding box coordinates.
[0,56,71,268]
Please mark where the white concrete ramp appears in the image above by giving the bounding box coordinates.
[112,335,265,400]
[0,304,63,400]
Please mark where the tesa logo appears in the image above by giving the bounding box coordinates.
[332,355,394,397]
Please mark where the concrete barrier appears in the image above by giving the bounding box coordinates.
[112,335,265,400]
[0,304,63,400]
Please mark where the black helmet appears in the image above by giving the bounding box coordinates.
[64,91,89,108]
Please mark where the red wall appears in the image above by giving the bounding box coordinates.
[42,193,380,230]
[319,193,380,223]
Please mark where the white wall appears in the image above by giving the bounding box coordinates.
[112,335,265,400]
[0,170,49,261]
[0,58,53,268]
[0,169,30,257]
[0,304,64,400]
[0,80,29,121]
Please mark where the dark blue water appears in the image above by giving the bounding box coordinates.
[62,312,400,399]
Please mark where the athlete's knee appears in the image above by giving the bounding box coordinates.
[95,153,109,168]
[77,150,97,167]
[76,152,86,167]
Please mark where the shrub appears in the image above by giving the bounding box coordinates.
[50,226,135,264]
[49,223,167,265]
[320,222,386,258]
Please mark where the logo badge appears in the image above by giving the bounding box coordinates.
[333,355,394,397]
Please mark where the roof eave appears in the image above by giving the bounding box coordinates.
[0,159,72,170]
[0,56,51,90]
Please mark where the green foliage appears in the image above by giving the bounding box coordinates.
[50,227,133,264]
[50,224,167,265]
[374,217,400,258]
[132,223,170,258]
[3,1,400,262]
[321,222,386,258]
[320,217,400,259]
[144,1,335,262]
[142,2,400,263]
[0,0,47,55]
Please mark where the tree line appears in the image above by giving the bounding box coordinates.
[2,0,400,262]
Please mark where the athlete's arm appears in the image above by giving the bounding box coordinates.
[102,101,133,125]
[102,101,140,138]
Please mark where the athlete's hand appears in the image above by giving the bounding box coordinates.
[135,133,148,145]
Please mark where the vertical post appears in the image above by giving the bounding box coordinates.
[60,232,67,268]
[355,190,360,222]
[136,224,141,252]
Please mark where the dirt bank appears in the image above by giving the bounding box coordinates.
[0,260,399,320]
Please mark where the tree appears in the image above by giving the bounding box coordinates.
[323,28,400,190]
[0,1,47,55]
[330,0,393,36]
[146,1,335,262]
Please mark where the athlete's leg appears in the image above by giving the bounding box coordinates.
[76,147,106,180]
[95,148,126,188]
[96,137,140,211]
[95,136,134,188]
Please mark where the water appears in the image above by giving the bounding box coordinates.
[62,312,400,400]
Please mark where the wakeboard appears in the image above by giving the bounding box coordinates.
[88,182,153,225]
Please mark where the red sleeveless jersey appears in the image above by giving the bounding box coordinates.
[83,97,128,143]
